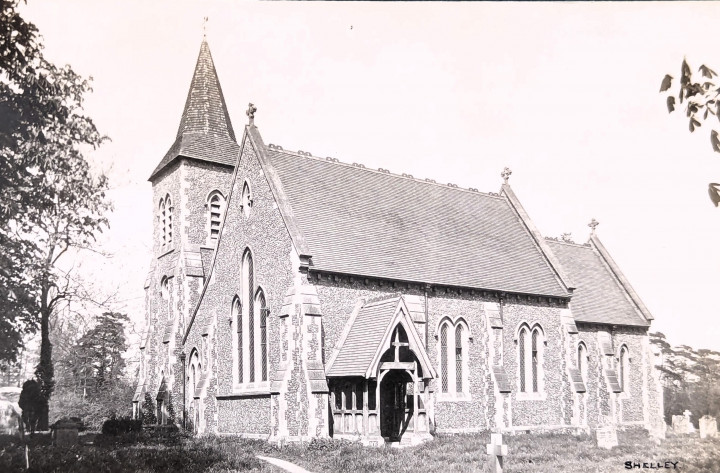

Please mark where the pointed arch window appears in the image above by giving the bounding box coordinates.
[256,289,268,382]
[518,324,544,394]
[160,198,166,246]
[577,342,588,383]
[207,191,225,241]
[438,318,469,398]
[232,297,242,384]
[241,181,253,218]
[619,345,629,393]
[235,248,269,389]
[165,195,173,245]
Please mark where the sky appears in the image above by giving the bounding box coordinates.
[18,1,720,352]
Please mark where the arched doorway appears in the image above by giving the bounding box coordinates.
[380,369,414,441]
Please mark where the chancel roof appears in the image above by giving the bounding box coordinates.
[149,40,238,181]
[545,239,651,327]
[265,149,570,298]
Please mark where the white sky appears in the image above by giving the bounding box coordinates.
[19,1,720,351]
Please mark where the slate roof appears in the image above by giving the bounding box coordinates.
[149,40,238,181]
[327,298,399,377]
[266,150,569,297]
[544,240,650,327]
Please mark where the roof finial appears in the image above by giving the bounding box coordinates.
[501,167,512,184]
[203,16,208,39]
[588,218,599,234]
[246,103,257,126]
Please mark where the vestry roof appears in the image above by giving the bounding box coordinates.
[544,239,650,326]
[149,40,238,181]
[265,149,570,298]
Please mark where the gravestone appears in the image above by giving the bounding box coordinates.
[53,418,83,447]
[699,415,718,439]
[596,426,618,449]
[486,432,508,473]
[684,410,695,433]
[672,415,689,434]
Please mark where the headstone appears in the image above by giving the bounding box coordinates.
[486,432,508,473]
[684,410,695,433]
[699,415,718,439]
[53,418,82,447]
[596,426,618,449]
[672,415,689,434]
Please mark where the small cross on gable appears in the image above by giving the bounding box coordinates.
[501,167,512,184]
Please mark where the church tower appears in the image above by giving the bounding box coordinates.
[135,39,238,423]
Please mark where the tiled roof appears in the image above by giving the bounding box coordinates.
[327,298,399,377]
[266,150,569,297]
[149,40,238,181]
[545,240,650,327]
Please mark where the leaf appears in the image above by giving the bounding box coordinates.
[705,108,710,120]
[667,96,675,113]
[712,130,720,153]
[690,117,701,132]
[699,65,717,79]
[660,74,673,92]
[709,183,720,207]
[681,59,691,85]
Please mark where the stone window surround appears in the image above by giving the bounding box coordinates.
[577,341,589,383]
[515,322,546,399]
[205,189,226,244]
[158,193,174,248]
[230,247,270,395]
[617,344,630,399]
[436,316,471,402]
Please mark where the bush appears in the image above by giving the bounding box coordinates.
[101,416,142,436]
[141,392,157,425]
[19,379,47,434]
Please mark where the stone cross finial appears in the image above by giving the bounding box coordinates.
[246,103,257,126]
[588,218,599,234]
[486,433,508,473]
[501,167,512,184]
[203,17,208,38]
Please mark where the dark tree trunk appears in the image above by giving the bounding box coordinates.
[34,297,54,430]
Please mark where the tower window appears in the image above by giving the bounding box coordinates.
[207,191,225,241]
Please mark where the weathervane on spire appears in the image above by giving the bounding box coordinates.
[246,103,257,126]
[501,167,512,184]
[203,16,208,39]
[588,218,599,235]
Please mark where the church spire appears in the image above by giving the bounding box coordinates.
[175,39,236,142]
[149,38,239,181]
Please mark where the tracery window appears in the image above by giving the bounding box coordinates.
[438,318,469,397]
[518,324,544,394]
[234,248,269,388]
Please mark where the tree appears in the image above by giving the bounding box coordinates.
[0,1,110,429]
[659,59,720,206]
[650,332,720,425]
[50,312,133,430]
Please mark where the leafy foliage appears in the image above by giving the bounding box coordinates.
[659,59,720,206]
[650,332,720,425]
[101,416,142,436]
[141,392,157,425]
[50,312,133,430]
[18,379,46,434]
[0,1,111,432]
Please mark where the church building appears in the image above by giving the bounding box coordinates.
[133,39,665,445]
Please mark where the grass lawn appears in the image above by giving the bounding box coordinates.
[0,429,718,472]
